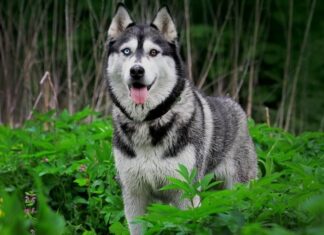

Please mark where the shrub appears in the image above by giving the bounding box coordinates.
[0,110,323,234]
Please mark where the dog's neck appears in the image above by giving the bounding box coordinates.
[143,77,185,121]
[112,78,187,123]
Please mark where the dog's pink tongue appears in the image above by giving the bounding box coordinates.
[130,87,148,104]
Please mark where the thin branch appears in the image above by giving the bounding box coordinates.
[265,106,270,126]
[65,0,74,114]
[184,0,192,81]
[277,0,293,128]
[231,0,244,100]
[285,0,316,131]
[197,1,233,89]
[246,0,262,118]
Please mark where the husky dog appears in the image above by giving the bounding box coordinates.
[105,3,257,234]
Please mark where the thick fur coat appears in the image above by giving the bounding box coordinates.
[105,4,257,235]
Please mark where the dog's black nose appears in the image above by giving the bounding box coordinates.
[130,65,145,80]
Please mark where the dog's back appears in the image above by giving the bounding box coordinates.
[205,96,257,187]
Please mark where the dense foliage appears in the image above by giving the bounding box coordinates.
[0,109,323,234]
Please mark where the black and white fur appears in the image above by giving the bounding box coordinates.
[105,4,257,235]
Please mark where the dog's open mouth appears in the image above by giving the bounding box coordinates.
[128,80,155,105]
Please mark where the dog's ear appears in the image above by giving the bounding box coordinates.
[151,6,177,42]
[108,3,134,40]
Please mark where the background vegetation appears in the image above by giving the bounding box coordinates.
[0,109,323,234]
[0,0,323,132]
[1,0,324,234]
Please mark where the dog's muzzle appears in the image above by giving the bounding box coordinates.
[128,65,156,105]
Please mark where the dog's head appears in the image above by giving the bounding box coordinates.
[105,3,185,121]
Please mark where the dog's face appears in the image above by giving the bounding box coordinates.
[106,4,185,121]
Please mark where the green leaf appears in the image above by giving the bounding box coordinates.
[35,178,66,235]
[74,178,89,186]
[177,164,190,181]
[109,222,129,235]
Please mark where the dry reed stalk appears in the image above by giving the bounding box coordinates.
[277,0,294,129]
[27,71,58,121]
[246,0,261,118]
[197,4,219,88]
[89,1,111,113]
[265,106,270,126]
[285,0,316,131]
[231,1,244,101]
[184,0,193,81]
[65,0,74,114]
[197,1,233,89]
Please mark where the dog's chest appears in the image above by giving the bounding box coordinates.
[114,144,196,192]
[131,124,152,146]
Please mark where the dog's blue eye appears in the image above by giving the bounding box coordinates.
[121,48,131,56]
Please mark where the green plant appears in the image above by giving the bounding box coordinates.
[160,164,221,208]
[137,121,324,235]
[0,110,323,234]
[0,108,126,234]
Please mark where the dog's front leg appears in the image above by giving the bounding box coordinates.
[123,190,149,235]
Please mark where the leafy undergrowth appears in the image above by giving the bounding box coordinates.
[0,109,323,234]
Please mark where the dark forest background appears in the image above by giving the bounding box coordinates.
[0,0,323,133]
